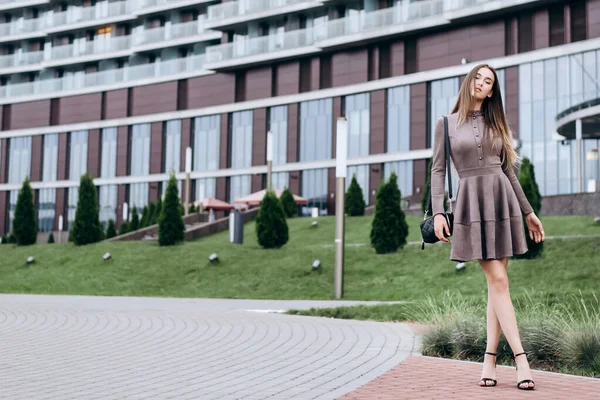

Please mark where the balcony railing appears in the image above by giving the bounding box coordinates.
[207,0,314,23]
[0,55,206,99]
[48,36,132,62]
[0,51,44,70]
[133,19,209,47]
[0,18,45,40]
[47,1,133,30]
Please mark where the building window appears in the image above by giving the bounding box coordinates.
[164,119,181,174]
[519,50,600,196]
[347,165,369,205]
[387,85,411,153]
[301,168,328,216]
[300,98,332,162]
[272,172,289,191]
[8,136,32,232]
[231,111,253,169]
[429,77,459,147]
[99,127,117,229]
[230,175,251,205]
[269,106,287,165]
[193,115,220,202]
[384,161,414,198]
[67,130,88,230]
[345,93,370,158]
[38,134,59,232]
[129,124,151,209]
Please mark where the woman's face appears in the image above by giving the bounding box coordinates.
[471,67,495,101]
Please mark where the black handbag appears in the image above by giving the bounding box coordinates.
[420,116,454,250]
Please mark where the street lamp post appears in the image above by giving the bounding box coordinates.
[185,146,192,215]
[334,117,348,300]
[266,131,273,192]
[576,119,583,193]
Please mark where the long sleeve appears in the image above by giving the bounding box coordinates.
[502,157,534,215]
[430,117,446,216]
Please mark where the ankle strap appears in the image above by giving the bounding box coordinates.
[514,352,526,358]
[485,352,497,356]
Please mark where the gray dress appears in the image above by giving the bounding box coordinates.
[431,110,533,262]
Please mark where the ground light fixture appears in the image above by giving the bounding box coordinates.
[103,252,112,261]
[26,256,35,265]
[312,220,318,228]
[456,262,466,272]
[312,260,321,271]
[209,253,219,263]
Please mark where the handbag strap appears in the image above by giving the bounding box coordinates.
[424,116,453,216]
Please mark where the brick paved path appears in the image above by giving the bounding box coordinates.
[339,355,600,400]
[0,295,415,400]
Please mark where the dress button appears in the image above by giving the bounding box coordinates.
[478,144,481,147]
[479,157,482,160]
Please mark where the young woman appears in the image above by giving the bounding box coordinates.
[431,64,545,390]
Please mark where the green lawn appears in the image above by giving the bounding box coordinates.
[0,215,597,302]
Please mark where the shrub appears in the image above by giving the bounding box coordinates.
[118,221,130,236]
[147,202,156,226]
[151,199,162,225]
[130,207,140,231]
[140,206,149,228]
[8,234,16,244]
[516,157,544,259]
[158,174,185,246]
[105,219,117,239]
[256,190,289,249]
[13,177,38,246]
[345,174,366,216]
[370,172,409,254]
[188,204,196,214]
[279,187,298,218]
[47,232,55,244]
[70,174,104,245]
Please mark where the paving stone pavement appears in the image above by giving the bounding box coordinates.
[0,295,416,400]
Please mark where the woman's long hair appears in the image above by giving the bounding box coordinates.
[450,64,519,168]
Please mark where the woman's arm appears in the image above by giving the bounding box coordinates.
[502,155,534,215]
[430,117,447,216]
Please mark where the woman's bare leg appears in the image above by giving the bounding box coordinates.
[479,259,505,385]
[480,258,534,389]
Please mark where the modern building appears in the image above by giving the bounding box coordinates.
[0,0,599,235]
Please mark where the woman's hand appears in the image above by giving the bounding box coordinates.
[526,212,545,243]
[434,214,450,243]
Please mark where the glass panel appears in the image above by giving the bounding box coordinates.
[272,172,289,191]
[8,136,32,184]
[346,165,369,205]
[164,120,181,174]
[43,134,59,181]
[130,124,151,176]
[99,184,117,229]
[301,168,328,216]
[384,161,413,197]
[429,77,458,146]
[345,93,370,158]
[38,188,56,233]
[231,111,253,169]
[129,183,149,211]
[230,175,251,204]
[100,128,117,179]
[193,115,220,172]
[387,85,411,153]
[195,178,216,202]
[69,130,88,180]
[269,105,287,166]
[300,99,332,162]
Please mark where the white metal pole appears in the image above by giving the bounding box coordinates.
[185,146,192,215]
[58,215,63,243]
[266,131,273,192]
[334,117,348,300]
[576,119,583,193]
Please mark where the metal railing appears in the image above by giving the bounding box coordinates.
[0,55,206,99]
[0,18,45,39]
[133,19,208,46]
[0,51,44,70]
[207,0,314,22]
[48,1,132,29]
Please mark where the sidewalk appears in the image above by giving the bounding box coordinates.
[338,355,600,400]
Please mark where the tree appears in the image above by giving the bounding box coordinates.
[13,177,38,246]
[515,157,544,259]
[158,174,185,246]
[256,190,289,249]
[146,202,156,226]
[370,172,409,254]
[47,232,55,244]
[188,204,196,214]
[151,198,162,225]
[70,174,104,245]
[279,187,298,218]
[130,207,140,231]
[105,219,117,239]
[140,206,149,228]
[345,174,366,216]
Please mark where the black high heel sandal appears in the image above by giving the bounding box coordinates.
[513,352,535,390]
[479,352,497,387]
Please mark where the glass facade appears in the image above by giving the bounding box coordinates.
[164,119,181,174]
[519,51,600,195]
[39,134,59,233]
[345,93,370,158]
[67,130,88,230]
[387,85,411,153]
[193,115,220,202]
[99,128,118,228]
[129,124,151,210]
[230,111,253,203]
[300,99,332,162]
[301,168,328,216]
[8,136,32,232]
[347,165,370,204]
[384,161,414,198]
[269,105,289,190]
